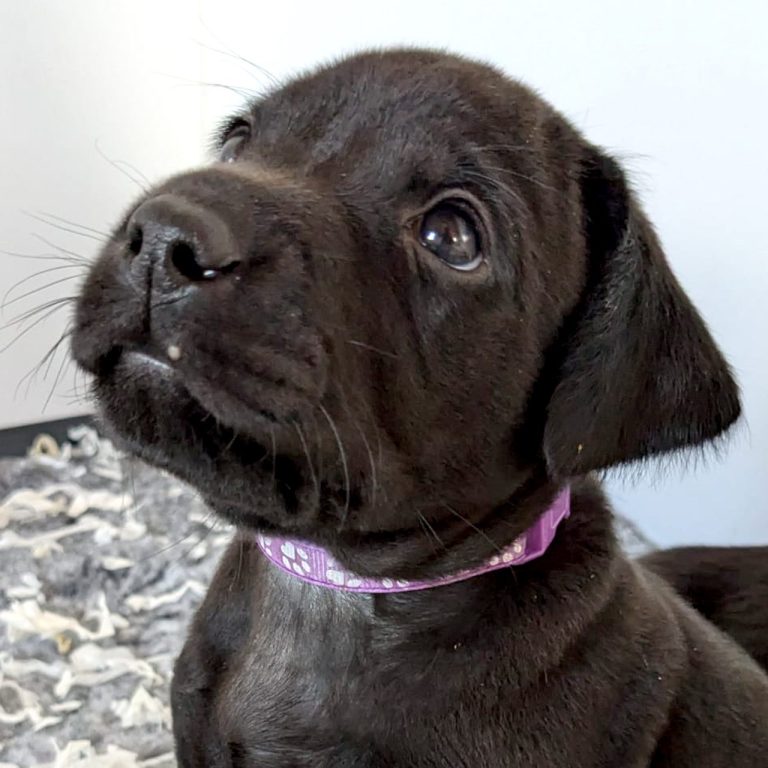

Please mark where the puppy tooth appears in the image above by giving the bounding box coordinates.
[167,344,182,361]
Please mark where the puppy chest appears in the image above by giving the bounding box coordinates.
[209,643,558,767]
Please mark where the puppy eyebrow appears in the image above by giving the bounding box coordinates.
[403,154,487,197]
[406,156,522,210]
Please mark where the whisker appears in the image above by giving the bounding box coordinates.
[43,343,74,411]
[139,508,217,562]
[194,39,281,90]
[158,73,261,100]
[123,457,137,525]
[177,515,221,564]
[332,376,379,508]
[232,534,245,591]
[293,421,320,503]
[301,408,324,491]
[222,427,240,456]
[52,371,91,408]
[417,511,447,553]
[31,234,96,261]
[0,247,88,266]
[480,163,561,195]
[2,272,83,313]
[318,403,351,518]
[444,505,503,554]
[196,11,282,90]
[270,426,277,495]
[322,255,356,263]
[460,167,527,210]
[34,210,110,239]
[355,422,378,508]
[113,159,151,189]
[24,211,106,242]
[2,263,84,308]
[72,366,91,405]
[2,295,75,329]
[59,392,92,406]
[15,325,73,397]
[477,143,540,154]
[347,340,399,359]
[0,300,74,353]
[42,329,72,382]
[94,140,150,192]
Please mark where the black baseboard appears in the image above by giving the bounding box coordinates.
[0,415,95,457]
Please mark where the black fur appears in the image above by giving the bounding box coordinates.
[643,545,768,671]
[71,49,767,766]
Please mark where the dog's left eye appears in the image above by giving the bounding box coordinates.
[418,203,483,271]
[220,124,251,163]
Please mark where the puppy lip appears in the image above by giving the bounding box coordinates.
[123,349,176,375]
[116,349,285,428]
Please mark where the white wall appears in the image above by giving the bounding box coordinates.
[1,0,766,547]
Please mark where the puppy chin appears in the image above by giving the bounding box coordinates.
[87,349,321,526]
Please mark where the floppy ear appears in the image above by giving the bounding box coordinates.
[542,148,741,478]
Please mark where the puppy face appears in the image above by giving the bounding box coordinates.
[72,50,739,569]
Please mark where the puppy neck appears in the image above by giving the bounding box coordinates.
[256,487,571,593]
[249,479,618,680]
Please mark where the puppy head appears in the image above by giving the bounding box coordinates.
[72,49,739,570]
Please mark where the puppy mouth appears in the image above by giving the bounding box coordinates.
[121,349,175,379]
[87,342,324,530]
[118,347,285,429]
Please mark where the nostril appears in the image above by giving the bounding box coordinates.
[218,259,241,275]
[171,241,214,281]
[170,241,242,282]
[170,239,245,282]
[128,226,143,256]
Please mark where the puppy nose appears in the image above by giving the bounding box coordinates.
[126,194,240,286]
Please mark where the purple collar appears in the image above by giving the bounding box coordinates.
[255,487,571,594]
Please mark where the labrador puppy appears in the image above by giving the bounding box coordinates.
[71,49,768,766]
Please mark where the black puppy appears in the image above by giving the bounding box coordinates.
[72,49,768,766]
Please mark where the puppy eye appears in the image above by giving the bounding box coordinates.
[418,203,483,271]
[219,124,250,163]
